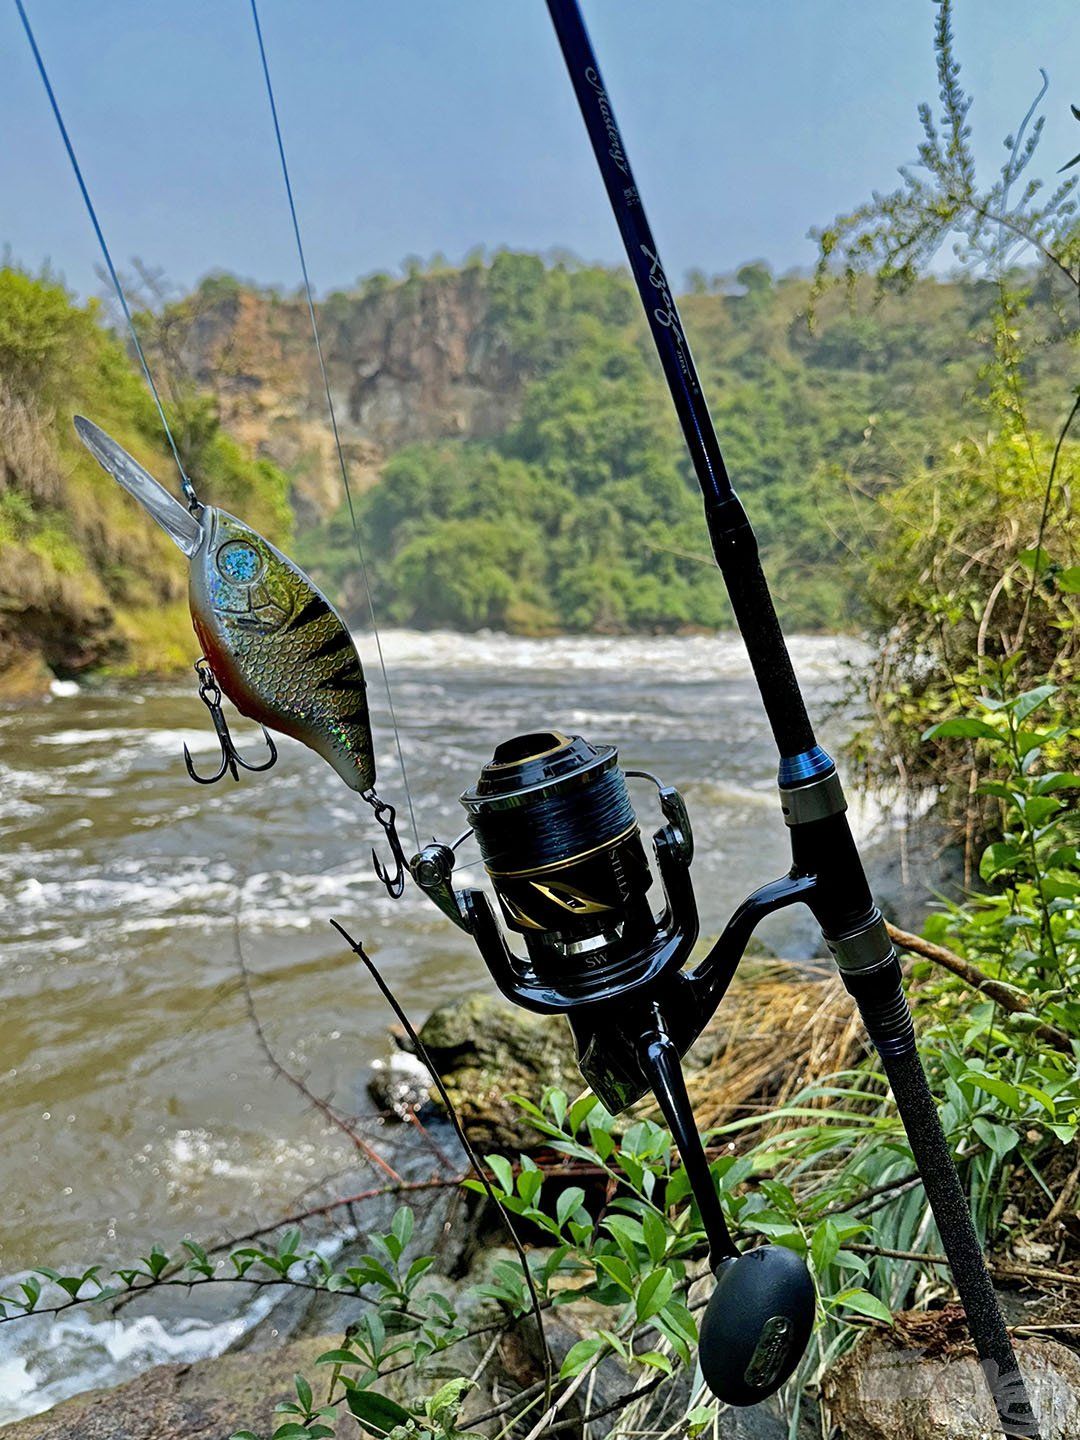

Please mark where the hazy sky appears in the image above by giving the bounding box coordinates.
[4,1,1079,301]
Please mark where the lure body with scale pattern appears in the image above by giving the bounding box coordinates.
[74,415,376,793]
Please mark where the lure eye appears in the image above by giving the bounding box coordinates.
[216,540,264,584]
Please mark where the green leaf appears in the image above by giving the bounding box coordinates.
[980,842,1021,882]
[603,1214,645,1260]
[923,717,1000,741]
[811,1218,841,1275]
[963,1071,1023,1112]
[568,1092,599,1134]
[1012,684,1057,721]
[636,1350,674,1374]
[636,1266,675,1322]
[972,1117,1019,1158]
[594,1254,634,1295]
[687,1405,716,1437]
[294,1374,312,1413]
[546,1087,568,1129]
[426,1377,472,1423]
[405,1255,435,1288]
[1055,565,1080,594]
[834,1287,894,1324]
[391,1207,414,1252]
[642,1209,668,1264]
[560,1336,605,1378]
[517,1165,543,1206]
[484,1154,514,1195]
[145,1245,169,1279]
[1018,546,1050,575]
[344,1388,412,1436]
[1034,772,1080,794]
[1018,795,1062,827]
[317,1347,359,1365]
[277,1227,301,1261]
[556,1185,586,1231]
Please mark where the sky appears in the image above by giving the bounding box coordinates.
[3,1,1079,303]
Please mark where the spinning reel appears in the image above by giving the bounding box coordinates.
[413,730,819,1405]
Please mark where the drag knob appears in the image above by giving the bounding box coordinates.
[698,1245,815,1406]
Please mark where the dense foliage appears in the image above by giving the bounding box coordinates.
[818,0,1079,853]
[304,249,1075,637]
[0,266,291,687]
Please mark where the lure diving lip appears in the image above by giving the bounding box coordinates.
[73,416,377,795]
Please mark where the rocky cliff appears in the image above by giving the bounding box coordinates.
[166,264,532,525]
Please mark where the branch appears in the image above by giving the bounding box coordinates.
[850,1242,1080,1293]
[0,1272,376,1328]
[234,924,403,1181]
[886,922,1073,1053]
[331,920,555,1408]
[545,1372,668,1435]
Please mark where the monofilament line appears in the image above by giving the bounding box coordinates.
[14,0,198,508]
[249,0,420,853]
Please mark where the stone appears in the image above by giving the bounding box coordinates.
[417,991,582,1151]
[822,1330,1080,1440]
[0,1336,345,1440]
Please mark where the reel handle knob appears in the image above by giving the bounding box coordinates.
[698,1245,815,1406]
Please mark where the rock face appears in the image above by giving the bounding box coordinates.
[176,269,526,522]
[416,991,582,1151]
[0,264,531,699]
[822,1331,1080,1440]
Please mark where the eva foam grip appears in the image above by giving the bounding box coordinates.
[846,967,1041,1440]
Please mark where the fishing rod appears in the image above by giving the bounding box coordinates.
[406,3,1042,1432]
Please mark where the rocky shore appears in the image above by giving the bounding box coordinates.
[4,968,1078,1439]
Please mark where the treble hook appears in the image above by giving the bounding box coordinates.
[363,790,409,898]
[183,658,278,785]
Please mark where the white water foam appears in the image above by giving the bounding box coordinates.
[0,1292,279,1423]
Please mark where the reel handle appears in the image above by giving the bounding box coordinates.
[634,1010,815,1406]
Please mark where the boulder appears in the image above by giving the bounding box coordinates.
[0,1336,345,1440]
[822,1328,1080,1439]
[416,991,582,1151]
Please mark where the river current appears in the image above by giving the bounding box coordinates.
[0,630,890,1419]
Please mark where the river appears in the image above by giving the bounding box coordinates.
[0,630,896,1420]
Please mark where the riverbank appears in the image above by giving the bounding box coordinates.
[4,965,1079,1438]
[0,631,954,1423]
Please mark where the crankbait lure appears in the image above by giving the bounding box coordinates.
[74,417,407,893]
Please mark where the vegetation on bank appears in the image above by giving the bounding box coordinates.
[2,185,1078,691]
[304,251,1076,637]
[0,267,291,691]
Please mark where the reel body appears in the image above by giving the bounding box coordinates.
[411,728,818,1406]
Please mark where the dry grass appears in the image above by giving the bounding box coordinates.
[680,960,864,1133]
[0,381,61,505]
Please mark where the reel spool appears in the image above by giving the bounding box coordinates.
[411,730,816,1406]
[461,731,680,994]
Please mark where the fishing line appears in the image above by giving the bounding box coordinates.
[13,0,198,508]
[249,0,420,854]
